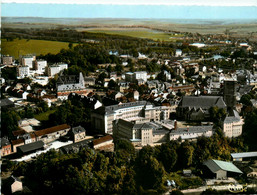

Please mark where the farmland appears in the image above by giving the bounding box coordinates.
[1,39,77,58]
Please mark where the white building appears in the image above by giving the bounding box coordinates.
[35,60,47,74]
[47,63,68,77]
[17,65,30,78]
[223,111,244,138]
[21,55,36,69]
[134,71,147,82]
[170,126,213,141]
[175,49,182,57]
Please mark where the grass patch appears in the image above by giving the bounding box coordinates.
[1,38,78,58]
[34,109,56,121]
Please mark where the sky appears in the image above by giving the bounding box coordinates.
[2,0,257,19]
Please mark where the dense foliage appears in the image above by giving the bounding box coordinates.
[10,133,247,194]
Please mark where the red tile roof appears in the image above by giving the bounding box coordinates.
[93,135,113,146]
[12,129,26,137]
[34,124,70,137]
[11,139,24,145]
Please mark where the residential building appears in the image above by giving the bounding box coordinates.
[17,65,30,78]
[223,110,244,138]
[1,138,12,156]
[125,71,147,83]
[34,60,47,74]
[11,139,24,153]
[34,124,70,144]
[93,135,114,151]
[56,72,88,100]
[84,77,95,86]
[21,55,36,69]
[176,96,227,121]
[71,126,86,143]
[91,101,172,134]
[169,126,213,141]
[47,63,68,77]
[2,56,13,65]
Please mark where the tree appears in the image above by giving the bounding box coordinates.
[1,110,21,138]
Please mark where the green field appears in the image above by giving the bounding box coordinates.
[79,27,184,41]
[1,39,77,58]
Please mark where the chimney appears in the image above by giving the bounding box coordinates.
[174,120,177,130]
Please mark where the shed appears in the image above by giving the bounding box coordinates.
[17,141,44,156]
[231,151,257,161]
[203,159,242,179]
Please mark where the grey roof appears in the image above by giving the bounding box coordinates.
[72,126,86,134]
[114,119,134,129]
[133,123,152,130]
[204,159,243,174]
[171,126,213,135]
[179,96,226,108]
[231,152,257,159]
[17,141,44,153]
[153,129,169,135]
[1,138,10,147]
[60,138,94,154]
[224,116,240,123]
[94,101,152,115]
[0,99,14,107]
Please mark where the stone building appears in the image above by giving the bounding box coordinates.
[176,96,227,121]
[113,119,170,146]
[56,72,88,100]
[91,101,172,134]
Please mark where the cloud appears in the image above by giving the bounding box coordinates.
[2,0,257,6]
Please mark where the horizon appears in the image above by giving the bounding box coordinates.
[2,3,257,20]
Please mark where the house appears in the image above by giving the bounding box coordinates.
[84,77,95,86]
[223,110,244,138]
[1,138,12,156]
[17,141,44,157]
[2,55,13,65]
[93,135,114,151]
[11,139,24,153]
[71,126,86,143]
[2,176,23,194]
[203,159,243,179]
[17,65,30,79]
[34,124,71,144]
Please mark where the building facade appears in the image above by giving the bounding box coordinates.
[223,111,244,138]
[17,66,30,78]
[91,101,172,134]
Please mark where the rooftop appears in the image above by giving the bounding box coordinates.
[179,96,226,108]
[204,159,243,174]
[231,152,257,159]
[17,141,44,153]
[93,135,113,146]
[34,124,70,137]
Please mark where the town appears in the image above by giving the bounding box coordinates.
[1,24,257,194]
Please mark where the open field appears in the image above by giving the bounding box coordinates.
[77,27,184,41]
[1,39,77,58]
[3,17,257,36]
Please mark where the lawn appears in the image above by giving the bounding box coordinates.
[34,109,56,121]
[1,39,77,58]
